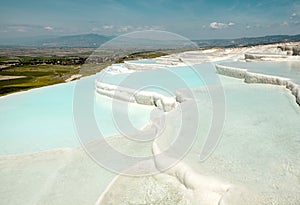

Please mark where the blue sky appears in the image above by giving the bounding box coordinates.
[0,0,299,40]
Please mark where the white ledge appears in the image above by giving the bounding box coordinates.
[95,81,178,112]
[215,64,300,105]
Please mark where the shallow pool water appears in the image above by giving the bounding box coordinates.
[0,82,77,154]
[98,63,222,95]
[0,75,153,155]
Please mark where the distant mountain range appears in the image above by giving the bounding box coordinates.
[0,33,299,48]
[0,34,112,48]
[40,34,112,47]
[193,34,300,48]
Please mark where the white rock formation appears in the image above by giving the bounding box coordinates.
[95,81,177,112]
[105,64,134,74]
[244,43,300,61]
[124,60,168,70]
[278,44,300,56]
[65,74,82,82]
[155,54,183,65]
[94,44,300,204]
[216,64,300,105]
[244,53,287,61]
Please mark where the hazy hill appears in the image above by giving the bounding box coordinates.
[0,34,112,48]
[0,33,299,48]
[194,34,300,48]
[40,34,112,47]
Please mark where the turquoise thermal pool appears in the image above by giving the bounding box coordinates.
[0,63,210,155]
[99,63,221,94]
[0,75,153,155]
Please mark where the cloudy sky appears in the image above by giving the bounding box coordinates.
[0,0,299,40]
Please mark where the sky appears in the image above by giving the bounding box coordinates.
[0,0,300,40]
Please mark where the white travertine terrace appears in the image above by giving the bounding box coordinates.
[215,64,300,105]
[96,84,233,205]
[124,60,169,70]
[95,43,300,205]
[245,43,300,61]
[65,74,82,82]
[95,81,177,112]
[278,44,300,55]
[244,53,287,61]
[105,64,134,74]
[95,54,234,204]
[150,100,232,205]
[155,54,183,65]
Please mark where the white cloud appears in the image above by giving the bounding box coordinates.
[118,25,133,32]
[246,25,251,29]
[102,25,114,30]
[210,22,228,29]
[209,22,235,29]
[290,13,297,19]
[281,21,289,26]
[44,26,54,31]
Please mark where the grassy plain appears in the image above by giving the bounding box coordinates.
[0,48,169,96]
